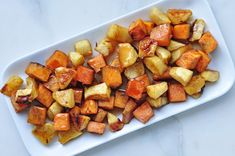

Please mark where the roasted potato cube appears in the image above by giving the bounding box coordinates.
[87,121,106,135]
[122,99,137,124]
[102,66,122,88]
[1,75,23,97]
[88,54,106,73]
[133,102,154,123]
[36,84,53,107]
[196,50,211,72]
[147,82,168,99]
[184,75,205,95]
[107,112,124,132]
[10,91,29,113]
[26,77,38,101]
[47,102,64,120]
[55,67,76,89]
[153,67,172,81]
[76,66,94,85]
[149,7,171,25]
[169,67,193,86]
[156,47,171,64]
[191,92,201,99]
[73,89,83,104]
[15,88,32,104]
[126,79,145,100]
[95,38,117,57]
[150,24,172,46]
[58,124,83,144]
[93,108,107,123]
[75,39,92,56]
[46,50,68,70]
[98,96,114,110]
[114,90,129,109]
[84,82,111,100]
[144,56,168,75]
[110,56,124,72]
[25,62,52,82]
[107,24,132,43]
[173,24,190,40]
[170,44,193,64]
[53,89,75,108]
[167,9,192,25]
[199,31,218,53]
[81,99,98,115]
[200,70,219,82]
[54,113,70,131]
[144,21,155,34]
[28,106,46,125]
[43,75,60,92]
[69,106,80,117]
[128,19,147,41]
[118,43,138,68]
[168,83,187,102]
[176,50,202,69]
[70,107,91,131]
[124,61,145,79]
[146,96,168,108]
[68,51,85,67]
[190,19,206,42]
[167,40,185,51]
[32,123,56,145]
[135,74,150,92]
[138,37,157,58]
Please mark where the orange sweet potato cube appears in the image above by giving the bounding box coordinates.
[87,54,106,73]
[135,74,150,92]
[126,79,145,100]
[114,90,129,109]
[36,84,53,108]
[10,91,29,113]
[168,83,186,102]
[73,89,83,104]
[46,50,68,70]
[81,99,98,115]
[110,57,124,72]
[76,66,94,85]
[27,106,47,125]
[122,99,137,124]
[176,50,201,69]
[102,66,122,88]
[128,19,147,41]
[133,101,154,123]
[98,96,114,110]
[25,62,52,82]
[150,24,172,46]
[87,121,106,135]
[69,106,81,117]
[144,21,155,34]
[93,108,107,122]
[43,75,60,92]
[54,113,70,131]
[153,67,172,81]
[173,24,190,40]
[196,50,211,72]
[199,32,218,53]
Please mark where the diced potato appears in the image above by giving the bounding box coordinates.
[146,82,168,99]
[167,9,192,25]
[10,91,29,113]
[98,96,114,110]
[150,24,172,46]
[25,62,52,82]
[55,67,76,89]
[184,75,205,95]
[87,121,106,135]
[107,112,124,132]
[53,89,75,108]
[126,79,145,100]
[88,54,106,73]
[46,50,68,70]
[133,102,154,123]
[196,50,211,72]
[69,106,80,117]
[43,75,60,92]
[191,92,201,99]
[169,67,193,86]
[1,75,23,97]
[68,51,85,67]
[135,74,150,92]
[58,124,83,144]
[95,38,117,57]
[167,40,185,51]
[36,84,53,107]
[156,47,171,64]
[170,44,193,64]
[118,43,138,68]
[176,50,202,69]
[190,19,206,42]
[138,37,157,58]
[149,7,171,25]
[144,56,168,75]
[70,111,90,131]
[102,66,122,88]
[122,99,137,124]
[114,90,129,109]
[54,113,70,131]
[146,96,168,108]
[28,106,47,125]
[81,99,98,115]
[173,24,191,40]
[47,102,64,120]
[76,66,94,85]
[26,77,38,101]
[200,70,219,82]
[199,31,218,53]
[124,61,145,79]
[107,24,132,43]
[128,19,147,41]
[32,123,56,145]
[84,82,111,100]
[93,108,107,123]
[15,88,32,104]
[168,83,187,102]
[144,21,155,34]
[74,39,92,56]
[110,56,124,72]
[153,67,172,81]
[74,89,83,104]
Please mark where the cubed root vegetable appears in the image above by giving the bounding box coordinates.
[58,125,83,144]
[153,67,172,81]
[126,80,145,100]
[84,83,111,100]
[88,54,106,73]
[107,113,124,132]
[167,9,192,25]
[133,102,154,123]
[28,106,47,125]
[146,82,168,99]
[199,32,218,53]
[168,83,187,102]
[144,56,168,75]
[75,40,92,56]
[173,24,190,40]
[10,91,29,113]
[200,70,219,82]
[87,121,106,135]
[98,96,114,110]
[114,90,129,109]
[43,75,60,92]
[73,89,83,104]
[118,43,138,68]
[76,66,94,85]
[36,84,53,108]
[46,50,68,70]
[138,37,157,58]
[95,38,117,57]
[135,74,150,92]
[55,67,76,89]
[176,50,202,69]
[128,19,147,41]
[196,50,211,72]
[122,99,137,124]
[53,89,75,108]
[124,61,145,79]
[54,113,70,131]
[150,24,172,46]
[1,75,23,97]
[149,7,171,25]
[81,99,98,115]
[107,24,132,43]
[184,75,205,95]
[144,21,155,34]
[102,66,122,88]
[93,108,107,123]
[190,19,205,42]
[146,96,168,108]
[47,102,64,120]
[169,67,193,86]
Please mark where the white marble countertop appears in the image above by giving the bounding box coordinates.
[0,0,235,156]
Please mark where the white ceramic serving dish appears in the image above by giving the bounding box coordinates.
[1,0,235,155]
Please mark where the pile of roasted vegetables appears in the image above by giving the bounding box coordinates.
[1,7,219,145]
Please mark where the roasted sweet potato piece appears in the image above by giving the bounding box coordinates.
[110,56,124,72]
[55,67,76,89]
[102,66,122,88]
[114,90,129,109]
[135,74,150,92]
[88,54,106,73]
[138,37,157,58]
[36,84,53,108]
[46,50,68,70]
[122,99,137,124]
[107,112,124,132]
[126,79,145,100]
[43,75,60,92]
[98,96,114,110]
[153,67,172,81]
[128,19,147,41]
[167,9,192,25]
[133,102,154,123]
[25,62,52,82]
[173,24,190,40]
[170,44,193,64]
[199,31,218,53]
[168,83,187,102]
[76,66,94,85]
[81,99,98,115]
[1,75,23,97]
[28,106,46,125]
[93,108,107,123]
[73,89,83,104]
[176,50,202,69]
[144,21,155,34]
[54,113,70,131]
[150,24,172,46]
[87,121,106,135]
[196,50,211,72]
[10,91,29,113]
[70,110,90,131]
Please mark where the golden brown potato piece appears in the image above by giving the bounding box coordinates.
[200,70,219,82]
[53,89,75,108]
[28,106,47,125]
[176,50,202,69]
[81,99,98,115]
[10,91,29,113]
[70,113,90,131]
[107,24,132,43]
[98,96,114,110]
[26,77,38,102]
[146,96,168,108]
[153,67,172,81]
[55,67,76,89]
[149,7,171,25]
[58,124,83,144]
[124,61,145,79]
[84,82,111,100]
[170,44,193,64]
[93,108,107,123]
[169,67,193,86]
[88,54,106,73]
[110,56,124,72]
[114,90,129,109]
[54,113,70,131]
[168,83,187,102]
[107,112,124,132]
[87,121,106,135]
[156,47,171,64]
[199,31,218,53]
[122,99,137,124]
[173,24,191,40]
[75,39,92,56]
[167,9,192,25]
[144,21,155,34]
[118,43,138,68]
[68,52,85,67]
[184,75,205,95]
[167,40,185,51]
[138,37,157,58]
[190,19,206,42]
[196,50,211,72]
[144,56,168,75]
[102,66,122,88]
[43,75,60,92]
[1,75,23,97]
[133,102,154,124]
[47,102,64,120]
[147,82,168,99]
[95,38,117,57]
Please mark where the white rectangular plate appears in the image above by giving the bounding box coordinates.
[1,0,235,155]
